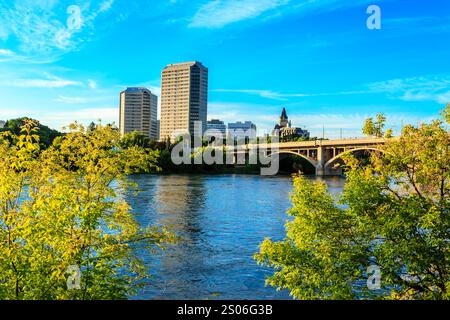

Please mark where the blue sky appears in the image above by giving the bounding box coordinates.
[0,0,449,138]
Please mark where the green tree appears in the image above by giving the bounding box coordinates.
[362,114,386,138]
[0,121,173,299]
[119,131,162,173]
[87,121,97,132]
[256,112,450,300]
[120,131,151,149]
[0,117,63,149]
[362,117,375,137]
[442,103,450,124]
[385,128,394,138]
[375,113,386,137]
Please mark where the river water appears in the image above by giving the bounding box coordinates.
[127,174,346,300]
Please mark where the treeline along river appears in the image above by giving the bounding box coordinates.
[127,174,346,300]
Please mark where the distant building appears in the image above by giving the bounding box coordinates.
[206,119,226,139]
[0,120,5,129]
[119,87,158,140]
[228,121,257,142]
[160,61,208,141]
[273,107,310,141]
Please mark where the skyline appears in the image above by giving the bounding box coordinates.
[0,0,449,138]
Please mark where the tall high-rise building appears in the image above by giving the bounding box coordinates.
[156,120,160,141]
[160,61,208,141]
[119,87,158,140]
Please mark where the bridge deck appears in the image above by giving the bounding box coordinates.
[249,138,386,149]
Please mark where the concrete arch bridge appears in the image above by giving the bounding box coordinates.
[249,138,386,176]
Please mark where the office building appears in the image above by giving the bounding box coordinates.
[228,121,257,142]
[206,119,226,138]
[160,61,208,141]
[119,87,158,140]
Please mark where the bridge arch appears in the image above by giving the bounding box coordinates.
[269,150,318,168]
[324,147,384,170]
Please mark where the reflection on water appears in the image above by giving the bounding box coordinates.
[128,174,346,300]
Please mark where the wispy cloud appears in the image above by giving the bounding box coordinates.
[368,76,450,104]
[55,96,89,104]
[0,0,116,62]
[383,15,450,34]
[213,88,366,100]
[99,0,115,14]
[0,49,15,56]
[214,89,290,100]
[46,107,118,125]
[55,94,109,104]
[0,107,118,131]
[188,0,381,28]
[216,75,450,104]
[0,48,16,62]
[4,78,82,88]
[189,0,290,28]
[0,69,98,89]
[88,79,98,89]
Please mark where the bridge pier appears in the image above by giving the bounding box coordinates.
[315,166,324,176]
[315,146,325,176]
[316,165,343,176]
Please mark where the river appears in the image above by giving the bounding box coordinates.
[127,174,346,300]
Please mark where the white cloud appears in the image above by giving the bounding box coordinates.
[213,88,368,100]
[188,0,380,28]
[55,94,108,104]
[189,0,290,28]
[46,107,118,124]
[55,96,88,104]
[216,75,450,105]
[0,107,118,131]
[368,76,450,104]
[214,89,292,100]
[0,49,15,55]
[4,78,82,88]
[0,0,116,61]
[88,79,98,89]
[99,0,115,13]
[0,68,96,90]
[0,1,71,54]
